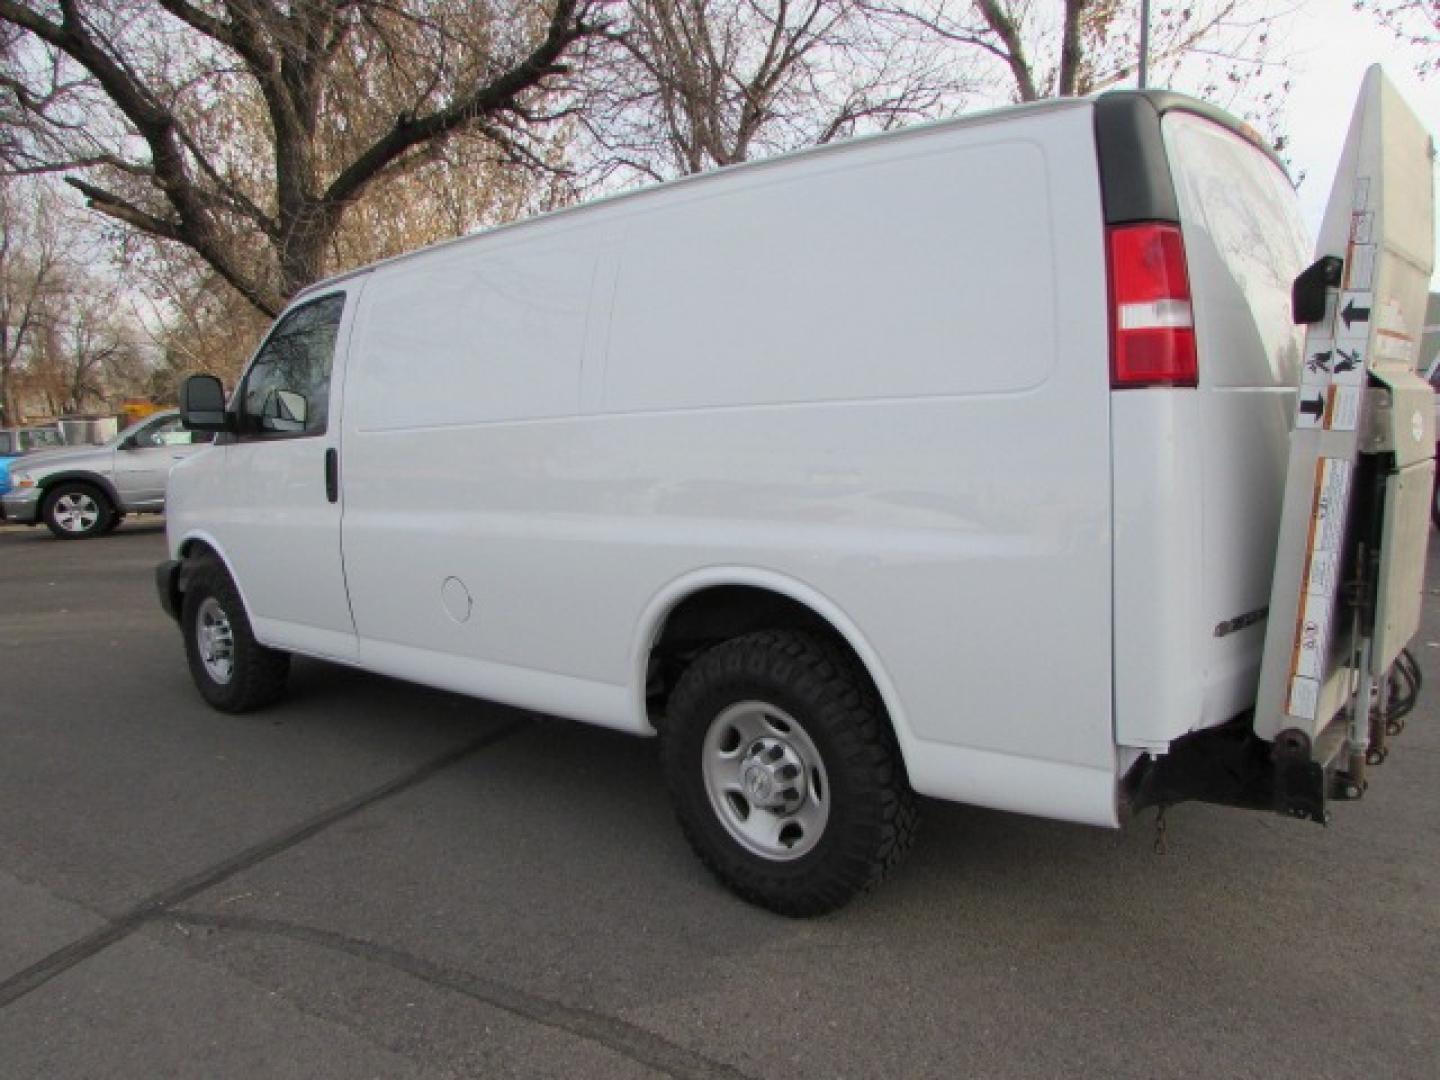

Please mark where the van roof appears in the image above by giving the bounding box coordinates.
[293,90,1274,303]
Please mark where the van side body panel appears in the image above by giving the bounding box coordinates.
[339,107,1119,826]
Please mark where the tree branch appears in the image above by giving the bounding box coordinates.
[324,0,594,208]
[975,0,1038,101]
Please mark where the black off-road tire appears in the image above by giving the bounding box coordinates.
[660,629,919,917]
[41,482,115,540]
[181,557,290,713]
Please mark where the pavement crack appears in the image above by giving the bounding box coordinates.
[156,909,755,1080]
[0,720,525,1009]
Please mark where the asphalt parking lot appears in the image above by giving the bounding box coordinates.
[0,520,1436,1079]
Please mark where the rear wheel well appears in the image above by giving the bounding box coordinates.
[646,585,875,723]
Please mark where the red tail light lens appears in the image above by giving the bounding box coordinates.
[1107,223,1198,388]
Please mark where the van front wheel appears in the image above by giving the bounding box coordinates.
[660,630,918,916]
[181,559,290,713]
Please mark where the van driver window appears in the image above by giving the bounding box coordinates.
[240,294,345,437]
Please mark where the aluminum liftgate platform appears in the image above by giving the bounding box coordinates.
[1132,66,1436,823]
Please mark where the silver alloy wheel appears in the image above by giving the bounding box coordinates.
[196,597,236,684]
[52,491,100,533]
[701,700,830,861]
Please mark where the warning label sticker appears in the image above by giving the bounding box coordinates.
[1350,210,1374,244]
[1285,456,1353,719]
[1327,384,1361,431]
[1313,458,1350,553]
[1288,676,1320,722]
[1307,549,1340,596]
[1353,176,1371,211]
[1294,602,1329,680]
[1329,344,1365,385]
[1344,245,1376,291]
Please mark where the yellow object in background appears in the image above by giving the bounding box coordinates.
[120,400,164,428]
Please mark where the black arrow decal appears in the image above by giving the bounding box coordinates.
[1300,392,1325,420]
[1306,350,1332,374]
[1333,347,1360,373]
[1341,298,1371,328]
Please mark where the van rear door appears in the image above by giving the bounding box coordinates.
[1103,93,1312,751]
[1165,111,1317,723]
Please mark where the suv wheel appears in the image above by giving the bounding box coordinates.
[181,558,291,712]
[42,482,114,540]
[660,630,919,916]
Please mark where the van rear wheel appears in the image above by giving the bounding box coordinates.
[181,558,290,713]
[660,630,918,916]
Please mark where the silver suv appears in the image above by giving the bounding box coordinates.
[2,411,213,539]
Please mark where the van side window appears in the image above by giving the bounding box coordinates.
[239,294,345,438]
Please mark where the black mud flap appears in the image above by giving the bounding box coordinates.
[156,559,183,622]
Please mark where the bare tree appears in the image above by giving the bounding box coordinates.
[1356,1,1438,77]
[27,280,147,413]
[0,0,608,316]
[582,0,972,179]
[0,179,69,423]
[134,261,274,390]
[879,1,1286,107]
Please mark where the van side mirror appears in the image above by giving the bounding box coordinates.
[1292,255,1343,325]
[180,374,232,432]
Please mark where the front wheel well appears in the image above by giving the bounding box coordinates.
[174,538,230,611]
[179,537,221,563]
[646,585,877,723]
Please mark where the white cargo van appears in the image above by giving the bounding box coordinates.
[158,85,1432,915]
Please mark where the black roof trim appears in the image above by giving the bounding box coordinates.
[1093,90,1289,227]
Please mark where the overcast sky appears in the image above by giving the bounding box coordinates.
[1269,0,1438,284]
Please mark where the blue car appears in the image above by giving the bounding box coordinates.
[0,425,66,501]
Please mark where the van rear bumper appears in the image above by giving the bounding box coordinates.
[1123,715,1329,824]
[1123,664,1418,825]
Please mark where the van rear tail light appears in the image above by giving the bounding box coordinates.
[1107,223,1198,388]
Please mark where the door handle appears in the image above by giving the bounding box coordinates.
[325,447,338,503]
